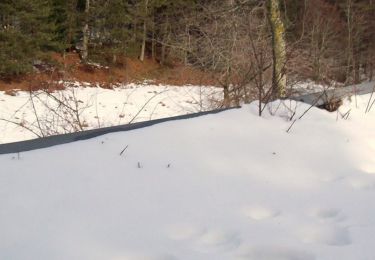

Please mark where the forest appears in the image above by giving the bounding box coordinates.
[1,0,374,105]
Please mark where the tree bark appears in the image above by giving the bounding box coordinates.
[346,0,353,84]
[160,14,169,65]
[140,0,149,62]
[223,85,230,108]
[370,62,374,81]
[267,0,287,98]
[81,0,90,62]
[151,13,156,61]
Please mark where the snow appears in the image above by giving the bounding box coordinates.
[289,80,335,96]
[0,83,222,144]
[1,85,374,260]
[0,80,346,144]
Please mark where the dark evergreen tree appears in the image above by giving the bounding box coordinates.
[0,0,58,77]
[90,0,132,63]
[51,0,79,52]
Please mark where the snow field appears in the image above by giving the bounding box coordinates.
[0,86,375,259]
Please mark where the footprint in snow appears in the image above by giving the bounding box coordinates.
[360,162,375,175]
[238,246,316,260]
[297,224,351,246]
[194,229,241,252]
[166,223,204,241]
[112,253,178,260]
[166,223,241,252]
[346,176,375,191]
[308,207,346,223]
[316,171,344,183]
[156,255,178,260]
[242,206,281,221]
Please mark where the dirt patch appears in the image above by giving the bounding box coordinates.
[4,89,18,96]
[152,65,217,86]
[0,52,218,91]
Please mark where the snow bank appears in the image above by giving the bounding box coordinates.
[0,91,374,260]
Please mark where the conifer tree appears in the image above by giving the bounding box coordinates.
[0,0,58,77]
[51,0,79,52]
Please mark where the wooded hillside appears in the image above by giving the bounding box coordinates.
[1,0,374,102]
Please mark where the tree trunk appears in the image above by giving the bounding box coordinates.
[370,62,373,81]
[354,57,360,84]
[160,15,169,65]
[267,0,287,98]
[140,0,149,62]
[151,14,156,61]
[81,0,90,63]
[140,22,147,61]
[346,0,353,84]
[184,24,190,65]
[223,85,230,108]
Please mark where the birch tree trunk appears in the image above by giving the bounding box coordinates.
[267,0,287,98]
[81,0,90,62]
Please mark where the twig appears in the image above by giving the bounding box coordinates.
[118,87,140,125]
[0,118,42,138]
[286,90,327,133]
[368,98,375,113]
[128,90,168,124]
[119,145,129,156]
[365,84,375,113]
[29,90,45,137]
[343,109,351,120]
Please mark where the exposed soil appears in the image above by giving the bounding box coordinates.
[0,52,218,93]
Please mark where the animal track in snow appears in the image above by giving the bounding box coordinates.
[298,224,351,246]
[239,246,316,260]
[242,206,281,220]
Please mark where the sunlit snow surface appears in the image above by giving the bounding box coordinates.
[0,82,222,144]
[1,83,375,260]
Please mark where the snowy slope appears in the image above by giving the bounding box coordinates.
[0,93,374,260]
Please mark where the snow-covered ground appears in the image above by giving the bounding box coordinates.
[0,83,222,144]
[0,80,348,144]
[0,90,374,259]
[289,80,335,96]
